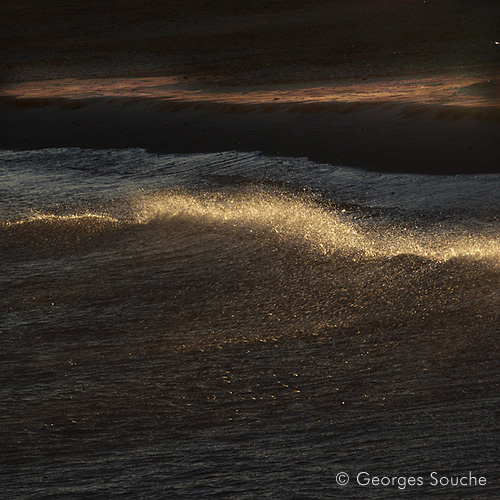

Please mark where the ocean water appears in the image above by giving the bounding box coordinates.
[1,148,499,499]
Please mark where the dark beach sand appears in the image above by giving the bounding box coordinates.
[1,0,499,174]
[1,0,499,84]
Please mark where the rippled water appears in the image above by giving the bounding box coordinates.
[1,148,499,499]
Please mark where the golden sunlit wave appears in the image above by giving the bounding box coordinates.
[3,190,498,264]
[133,190,500,263]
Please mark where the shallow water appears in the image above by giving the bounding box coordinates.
[1,148,499,499]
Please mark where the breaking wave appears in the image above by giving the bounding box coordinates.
[2,188,499,265]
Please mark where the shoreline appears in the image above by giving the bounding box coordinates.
[1,96,500,175]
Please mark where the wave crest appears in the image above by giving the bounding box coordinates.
[2,189,499,265]
[133,189,500,263]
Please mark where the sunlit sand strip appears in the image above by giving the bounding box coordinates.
[1,73,498,108]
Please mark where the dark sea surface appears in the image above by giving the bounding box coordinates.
[1,147,499,499]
